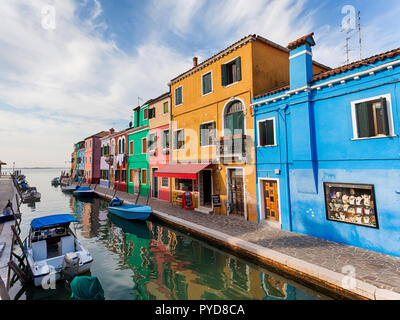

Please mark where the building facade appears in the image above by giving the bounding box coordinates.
[110,130,128,192]
[127,103,150,196]
[157,35,328,220]
[76,141,85,183]
[100,130,113,188]
[84,131,109,184]
[253,33,400,257]
[148,92,171,202]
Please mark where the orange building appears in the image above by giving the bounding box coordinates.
[156,35,328,222]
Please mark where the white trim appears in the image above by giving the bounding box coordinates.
[161,128,170,150]
[201,70,213,96]
[289,50,312,60]
[161,176,169,189]
[200,120,216,147]
[173,128,185,150]
[221,97,247,137]
[350,93,395,139]
[252,58,400,106]
[175,85,183,107]
[226,167,247,220]
[222,55,241,87]
[143,107,148,121]
[257,177,282,226]
[256,117,276,147]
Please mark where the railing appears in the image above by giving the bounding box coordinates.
[216,135,247,164]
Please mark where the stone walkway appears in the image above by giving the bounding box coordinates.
[84,183,400,299]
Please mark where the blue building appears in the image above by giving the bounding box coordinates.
[252,33,400,257]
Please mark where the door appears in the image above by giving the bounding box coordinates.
[202,170,212,207]
[262,180,279,221]
[228,169,245,216]
[152,168,158,198]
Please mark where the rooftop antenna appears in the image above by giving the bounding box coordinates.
[358,10,362,60]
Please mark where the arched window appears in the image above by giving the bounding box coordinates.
[224,100,244,136]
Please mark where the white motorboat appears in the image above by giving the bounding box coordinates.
[22,187,41,202]
[61,185,79,193]
[24,214,93,287]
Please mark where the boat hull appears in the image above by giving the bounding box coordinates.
[107,205,152,221]
[73,190,95,198]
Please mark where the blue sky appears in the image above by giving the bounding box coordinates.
[0,0,400,167]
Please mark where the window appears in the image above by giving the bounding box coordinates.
[163,101,169,114]
[121,170,127,183]
[118,139,121,154]
[130,141,134,155]
[352,96,393,139]
[258,119,275,147]
[115,170,120,182]
[142,138,147,153]
[143,108,148,120]
[141,169,147,185]
[324,182,378,229]
[149,107,156,119]
[161,177,169,188]
[100,170,109,180]
[221,57,242,86]
[202,71,212,95]
[148,133,157,151]
[224,100,244,136]
[175,178,193,192]
[174,129,185,150]
[122,138,125,153]
[129,169,133,183]
[162,129,170,149]
[200,121,216,146]
[175,86,183,106]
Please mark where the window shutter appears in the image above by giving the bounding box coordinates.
[266,120,275,146]
[221,64,227,86]
[380,97,390,135]
[235,57,242,81]
[356,102,373,138]
[259,121,267,146]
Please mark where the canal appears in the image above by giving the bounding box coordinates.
[7,169,330,300]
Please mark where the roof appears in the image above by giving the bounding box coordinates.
[154,163,211,180]
[287,32,316,50]
[313,46,400,81]
[148,92,171,106]
[31,214,78,230]
[0,161,6,165]
[85,131,109,141]
[169,34,329,86]
[254,85,290,100]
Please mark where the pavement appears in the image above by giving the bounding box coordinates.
[0,175,17,300]
[89,183,400,300]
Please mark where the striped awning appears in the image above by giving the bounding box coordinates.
[154,163,211,180]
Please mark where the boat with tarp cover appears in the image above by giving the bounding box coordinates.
[24,214,93,287]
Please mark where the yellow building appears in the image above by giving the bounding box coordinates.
[157,35,328,222]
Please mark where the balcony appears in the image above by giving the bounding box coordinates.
[216,135,247,164]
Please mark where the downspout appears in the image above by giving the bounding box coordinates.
[253,104,260,224]
[282,104,293,232]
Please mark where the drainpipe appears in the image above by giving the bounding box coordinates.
[253,104,260,224]
[282,104,293,232]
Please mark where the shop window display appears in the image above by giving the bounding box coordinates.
[324,182,378,229]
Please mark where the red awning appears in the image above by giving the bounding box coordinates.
[154,163,211,180]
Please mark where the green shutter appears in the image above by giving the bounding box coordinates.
[259,121,266,146]
[235,57,242,81]
[380,97,390,135]
[221,64,227,86]
[356,102,373,138]
[266,119,275,146]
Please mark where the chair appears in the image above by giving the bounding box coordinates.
[32,240,47,261]
[59,235,76,256]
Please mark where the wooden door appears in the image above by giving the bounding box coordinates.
[229,169,245,216]
[263,180,279,221]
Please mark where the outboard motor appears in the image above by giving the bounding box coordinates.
[109,197,124,207]
[62,252,80,281]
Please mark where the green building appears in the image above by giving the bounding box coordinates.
[127,102,150,196]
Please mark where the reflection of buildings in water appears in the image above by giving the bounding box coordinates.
[81,203,92,238]
[261,272,288,300]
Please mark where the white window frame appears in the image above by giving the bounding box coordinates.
[148,133,157,151]
[175,85,183,107]
[173,129,185,150]
[350,93,395,140]
[257,117,277,147]
[200,120,216,147]
[161,177,169,188]
[222,56,241,88]
[143,107,148,121]
[201,70,213,96]
[257,177,282,226]
[162,129,170,150]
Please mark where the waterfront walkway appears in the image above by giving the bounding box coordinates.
[88,183,400,300]
[0,175,17,300]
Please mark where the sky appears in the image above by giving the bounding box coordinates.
[0,0,400,168]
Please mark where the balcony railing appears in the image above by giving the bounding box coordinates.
[216,135,247,164]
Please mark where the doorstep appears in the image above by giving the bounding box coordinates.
[195,206,213,214]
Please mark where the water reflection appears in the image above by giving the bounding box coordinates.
[68,195,323,300]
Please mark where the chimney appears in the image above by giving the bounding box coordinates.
[109,128,115,134]
[287,33,316,90]
[193,57,198,68]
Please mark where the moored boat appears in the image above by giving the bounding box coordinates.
[107,197,152,221]
[62,185,79,193]
[22,187,41,203]
[73,186,95,198]
[51,177,60,186]
[24,214,93,287]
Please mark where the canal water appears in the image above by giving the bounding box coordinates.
[7,169,330,300]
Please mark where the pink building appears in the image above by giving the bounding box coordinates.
[148,92,171,202]
[84,131,109,184]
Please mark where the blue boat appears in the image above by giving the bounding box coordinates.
[73,186,95,198]
[107,197,152,221]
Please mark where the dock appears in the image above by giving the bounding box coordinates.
[71,181,400,300]
[0,175,19,300]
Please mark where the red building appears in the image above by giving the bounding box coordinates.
[109,129,129,192]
